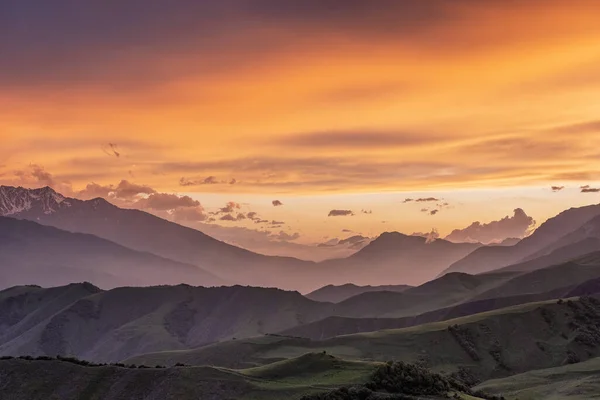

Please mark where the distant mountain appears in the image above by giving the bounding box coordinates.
[0,186,484,290]
[305,283,412,303]
[0,283,332,362]
[0,217,225,289]
[0,186,315,291]
[442,203,600,275]
[318,232,482,286]
[492,237,600,274]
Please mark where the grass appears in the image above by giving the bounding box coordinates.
[475,356,600,399]
[127,296,600,385]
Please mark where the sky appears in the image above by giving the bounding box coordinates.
[1,0,600,260]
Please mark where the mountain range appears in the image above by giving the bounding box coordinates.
[3,186,600,399]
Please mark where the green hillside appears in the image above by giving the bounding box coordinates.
[0,355,486,400]
[128,296,600,384]
[475,356,600,399]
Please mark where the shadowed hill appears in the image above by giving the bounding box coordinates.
[0,354,480,400]
[128,296,600,385]
[282,262,600,340]
[491,237,600,274]
[0,217,225,289]
[306,284,412,303]
[0,284,334,362]
[442,204,600,276]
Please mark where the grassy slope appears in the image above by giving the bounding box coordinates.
[0,354,379,400]
[127,296,600,383]
[475,356,600,400]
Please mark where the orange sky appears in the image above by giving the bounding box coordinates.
[1,0,600,257]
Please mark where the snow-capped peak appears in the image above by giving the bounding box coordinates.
[0,185,68,216]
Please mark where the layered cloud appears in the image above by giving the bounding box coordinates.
[445,208,536,244]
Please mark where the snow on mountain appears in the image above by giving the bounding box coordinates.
[0,186,70,216]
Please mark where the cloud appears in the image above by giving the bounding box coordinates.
[14,164,56,187]
[361,209,373,214]
[430,209,439,215]
[113,180,156,198]
[445,208,536,244]
[551,185,565,192]
[246,211,259,220]
[219,214,236,221]
[78,182,114,199]
[279,130,449,149]
[342,228,353,233]
[411,228,440,244]
[135,193,200,211]
[272,199,284,206]
[270,231,301,242]
[420,208,429,213]
[415,197,440,202]
[170,206,208,222]
[328,209,354,217]
[402,198,414,203]
[179,176,225,186]
[219,201,241,213]
[270,220,285,226]
[581,185,600,193]
[549,120,600,135]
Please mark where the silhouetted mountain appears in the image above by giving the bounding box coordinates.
[0,186,485,290]
[318,232,482,286]
[493,237,600,274]
[442,204,600,275]
[0,217,225,289]
[305,283,412,303]
[0,186,316,291]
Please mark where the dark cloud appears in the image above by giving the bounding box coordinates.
[415,197,440,202]
[246,211,259,220]
[272,199,284,206]
[342,229,353,233]
[581,185,600,193]
[236,212,247,220]
[361,209,373,214]
[219,214,236,222]
[113,180,156,198]
[229,178,237,185]
[445,208,536,244]
[328,209,354,217]
[551,185,565,192]
[219,201,241,213]
[270,220,285,226]
[179,176,230,186]
[430,209,439,215]
[338,235,368,246]
[78,182,114,199]
[254,219,269,224]
[420,208,429,213]
[402,198,414,203]
[0,0,523,89]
